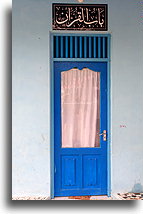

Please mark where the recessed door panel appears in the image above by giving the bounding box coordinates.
[62,155,80,189]
[83,155,98,188]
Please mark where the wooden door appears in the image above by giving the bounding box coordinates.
[54,61,107,196]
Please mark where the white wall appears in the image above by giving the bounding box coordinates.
[12,0,143,197]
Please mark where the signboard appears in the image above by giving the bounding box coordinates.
[52,4,108,31]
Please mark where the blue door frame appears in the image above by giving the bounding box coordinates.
[50,33,111,198]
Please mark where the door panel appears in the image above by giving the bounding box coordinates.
[83,155,98,188]
[62,156,80,189]
[54,61,107,196]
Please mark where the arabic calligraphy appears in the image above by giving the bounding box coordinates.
[53,4,108,31]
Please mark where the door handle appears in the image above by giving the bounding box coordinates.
[98,130,107,141]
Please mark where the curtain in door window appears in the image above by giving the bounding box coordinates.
[61,68,100,148]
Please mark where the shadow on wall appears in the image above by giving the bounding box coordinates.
[131,183,143,193]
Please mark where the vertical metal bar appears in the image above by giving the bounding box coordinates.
[103,37,105,58]
[89,37,92,58]
[93,37,96,58]
[65,36,68,58]
[107,36,110,59]
[56,36,59,58]
[98,37,101,58]
[60,36,63,58]
[70,36,73,58]
[79,36,82,58]
[84,37,87,58]
[75,36,77,58]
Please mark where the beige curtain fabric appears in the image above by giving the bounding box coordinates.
[61,68,100,148]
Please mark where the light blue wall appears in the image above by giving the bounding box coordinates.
[12,0,143,197]
[12,0,51,197]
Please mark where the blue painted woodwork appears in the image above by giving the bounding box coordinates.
[53,35,109,59]
[107,36,111,196]
[54,61,108,196]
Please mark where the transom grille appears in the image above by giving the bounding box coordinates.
[53,35,109,59]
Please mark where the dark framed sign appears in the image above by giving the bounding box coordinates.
[52,4,108,31]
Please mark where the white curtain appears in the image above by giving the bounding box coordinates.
[61,68,100,148]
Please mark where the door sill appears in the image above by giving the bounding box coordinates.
[52,195,111,200]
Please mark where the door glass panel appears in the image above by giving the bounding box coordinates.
[61,68,100,148]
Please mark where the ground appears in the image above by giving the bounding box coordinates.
[12,193,143,200]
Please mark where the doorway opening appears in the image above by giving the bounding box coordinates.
[50,33,111,198]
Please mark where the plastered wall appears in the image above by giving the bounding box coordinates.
[12,0,143,197]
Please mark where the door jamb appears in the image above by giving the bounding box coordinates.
[50,32,111,199]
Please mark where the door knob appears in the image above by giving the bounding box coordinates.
[98,130,107,141]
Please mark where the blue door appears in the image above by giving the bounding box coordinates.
[54,61,107,196]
